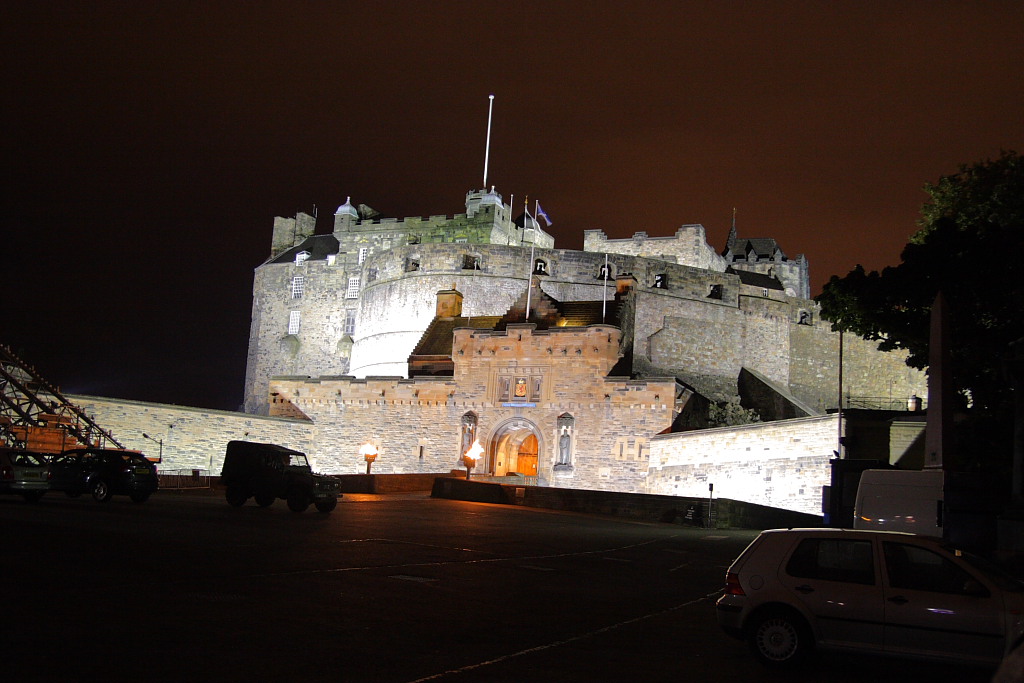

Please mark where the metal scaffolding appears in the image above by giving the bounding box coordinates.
[0,345,124,451]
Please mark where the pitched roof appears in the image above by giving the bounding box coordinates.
[269,234,340,264]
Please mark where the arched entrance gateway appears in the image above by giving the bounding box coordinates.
[487,418,543,480]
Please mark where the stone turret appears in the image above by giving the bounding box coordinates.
[333,196,359,233]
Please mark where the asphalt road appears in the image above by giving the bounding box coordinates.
[2,490,997,682]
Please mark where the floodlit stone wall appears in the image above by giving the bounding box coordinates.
[648,414,839,515]
[68,394,316,474]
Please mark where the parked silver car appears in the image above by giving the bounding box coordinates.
[716,528,1024,668]
[0,447,50,502]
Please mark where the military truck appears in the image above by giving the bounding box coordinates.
[220,441,340,513]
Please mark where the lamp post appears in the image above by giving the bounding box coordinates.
[141,433,163,463]
[462,440,484,480]
[359,443,378,474]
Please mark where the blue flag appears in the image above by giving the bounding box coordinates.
[536,202,553,227]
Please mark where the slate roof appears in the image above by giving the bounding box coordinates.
[725,236,786,260]
[269,234,340,264]
[730,268,785,291]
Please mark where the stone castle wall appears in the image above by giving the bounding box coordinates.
[68,394,316,474]
[648,414,839,515]
[583,226,728,272]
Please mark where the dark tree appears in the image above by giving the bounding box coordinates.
[817,151,1024,469]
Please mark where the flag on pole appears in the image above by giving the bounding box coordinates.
[535,202,553,227]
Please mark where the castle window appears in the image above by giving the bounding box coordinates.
[405,258,420,272]
[346,276,360,299]
[366,267,378,282]
[598,263,612,280]
[326,254,337,266]
[291,275,305,299]
[455,237,468,244]
[358,247,368,264]
[762,288,769,297]
[708,284,723,299]
[533,259,548,275]
[344,309,356,336]
[288,311,301,335]
[462,254,481,270]
[295,251,310,265]
[382,239,392,250]
[653,274,668,289]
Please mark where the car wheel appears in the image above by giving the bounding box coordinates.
[225,487,248,507]
[748,609,811,666]
[255,492,275,507]
[130,492,151,504]
[22,491,45,503]
[287,493,309,512]
[314,498,337,513]
[91,479,113,503]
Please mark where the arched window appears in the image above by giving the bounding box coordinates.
[533,259,548,275]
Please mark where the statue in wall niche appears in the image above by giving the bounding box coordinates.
[558,431,571,465]
[461,413,477,456]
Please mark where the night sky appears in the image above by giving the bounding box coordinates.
[5,1,1022,411]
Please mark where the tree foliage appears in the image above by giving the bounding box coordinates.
[816,151,1024,417]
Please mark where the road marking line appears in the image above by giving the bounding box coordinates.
[405,590,722,682]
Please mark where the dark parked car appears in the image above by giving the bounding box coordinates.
[220,440,340,513]
[0,447,51,502]
[48,448,158,503]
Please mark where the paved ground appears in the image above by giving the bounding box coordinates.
[1,489,999,682]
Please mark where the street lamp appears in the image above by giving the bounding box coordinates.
[360,443,378,474]
[462,440,484,480]
[141,433,163,463]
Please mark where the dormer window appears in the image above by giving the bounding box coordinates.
[295,251,310,265]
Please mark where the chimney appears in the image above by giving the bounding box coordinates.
[436,284,463,318]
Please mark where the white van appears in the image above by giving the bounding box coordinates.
[853,468,944,536]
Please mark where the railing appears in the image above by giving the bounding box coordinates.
[158,469,212,490]
[843,396,927,412]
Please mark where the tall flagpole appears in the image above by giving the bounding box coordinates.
[507,193,514,244]
[482,94,495,189]
[525,197,533,320]
[602,254,609,322]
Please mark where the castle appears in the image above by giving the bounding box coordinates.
[243,188,927,501]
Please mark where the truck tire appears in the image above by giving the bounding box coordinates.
[315,498,337,513]
[225,487,248,507]
[255,492,275,507]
